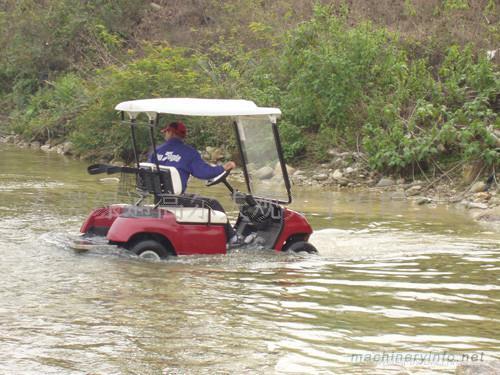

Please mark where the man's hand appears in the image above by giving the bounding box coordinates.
[223,161,236,171]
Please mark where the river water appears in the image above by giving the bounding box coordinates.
[0,145,499,375]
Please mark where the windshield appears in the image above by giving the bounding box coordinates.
[236,117,290,202]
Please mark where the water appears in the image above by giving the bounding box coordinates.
[0,145,499,374]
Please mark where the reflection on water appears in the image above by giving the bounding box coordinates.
[0,145,499,374]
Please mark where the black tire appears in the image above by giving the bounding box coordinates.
[129,240,169,260]
[284,241,318,254]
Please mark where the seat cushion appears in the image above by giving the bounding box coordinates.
[139,162,183,194]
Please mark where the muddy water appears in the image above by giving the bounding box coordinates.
[0,144,499,375]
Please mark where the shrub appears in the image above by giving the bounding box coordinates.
[364,45,499,171]
[70,46,225,160]
[10,73,88,142]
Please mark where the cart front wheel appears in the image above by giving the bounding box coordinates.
[284,241,318,254]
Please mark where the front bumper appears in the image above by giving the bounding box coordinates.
[69,233,111,252]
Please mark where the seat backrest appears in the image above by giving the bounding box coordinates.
[139,162,183,195]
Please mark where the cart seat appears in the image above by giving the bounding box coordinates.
[139,162,182,195]
[165,207,228,224]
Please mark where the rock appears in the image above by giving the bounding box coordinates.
[150,2,162,11]
[6,135,21,144]
[209,147,223,162]
[274,162,295,177]
[405,185,422,196]
[489,196,500,206]
[455,360,500,375]
[337,178,349,187]
[416,197,432,205]
[327,148,341,157]
[30,141,41,149]
[449,195,464,203]
[274,162,283,175]
[473,206,500,222]
[41,144,51,152]
[313,173,329,181]
[344,167,355,174]
[473,192,491,202]
[205,146,223,161]
[293,170,304,177]
[269,175,284,184]
[391,191,406,200]
[62,141,73,155]
[332,169,343,180]
[376,177,395,187]
[255,166,274,180]
[55,144,65,154]
[466,202,489,210]
[246,162,257,172]
[462,162,483,184]
[470,181,487,193]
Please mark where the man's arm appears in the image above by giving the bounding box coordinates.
[189,152,235,180]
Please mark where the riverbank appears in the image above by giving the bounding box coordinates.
[288,147,500,227]
[2,133,499,228]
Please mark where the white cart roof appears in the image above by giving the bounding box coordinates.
[115,98,281,120]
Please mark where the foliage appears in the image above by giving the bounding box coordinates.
[10,74,88,142]
[0,0,146,102]
[280,7,407,143]
[70,47,222,160]
[2,1,498,173]
[363,45,499,171]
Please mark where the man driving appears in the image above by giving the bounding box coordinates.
[148,121,235,192]
[149,121,241,245]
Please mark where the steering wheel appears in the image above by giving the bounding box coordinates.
[206,169,231,187]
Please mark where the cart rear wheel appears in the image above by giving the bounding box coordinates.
[130,240,169,260]
[284,241,318,254]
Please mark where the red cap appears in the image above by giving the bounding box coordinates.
[161,121,187,138]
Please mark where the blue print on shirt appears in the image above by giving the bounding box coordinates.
[148,138,224,192]
[158,151,181,163]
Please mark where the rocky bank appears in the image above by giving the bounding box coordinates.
[1,134,499,227]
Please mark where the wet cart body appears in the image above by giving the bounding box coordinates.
[74,98,316,259]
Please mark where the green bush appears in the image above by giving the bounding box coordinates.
[4,1,498,174]
[363,45,499,171]
[70,46,227,160]
[0,0,146,102]
[10,73,88,142]
[279,6,408,151]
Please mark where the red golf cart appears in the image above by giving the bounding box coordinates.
[72,98,317,259]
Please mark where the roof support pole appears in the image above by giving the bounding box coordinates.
[148,118,161,174]
[127,112,140,169]
[272,121,292,204]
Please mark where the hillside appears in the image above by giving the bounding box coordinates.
[0,0,498,178]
